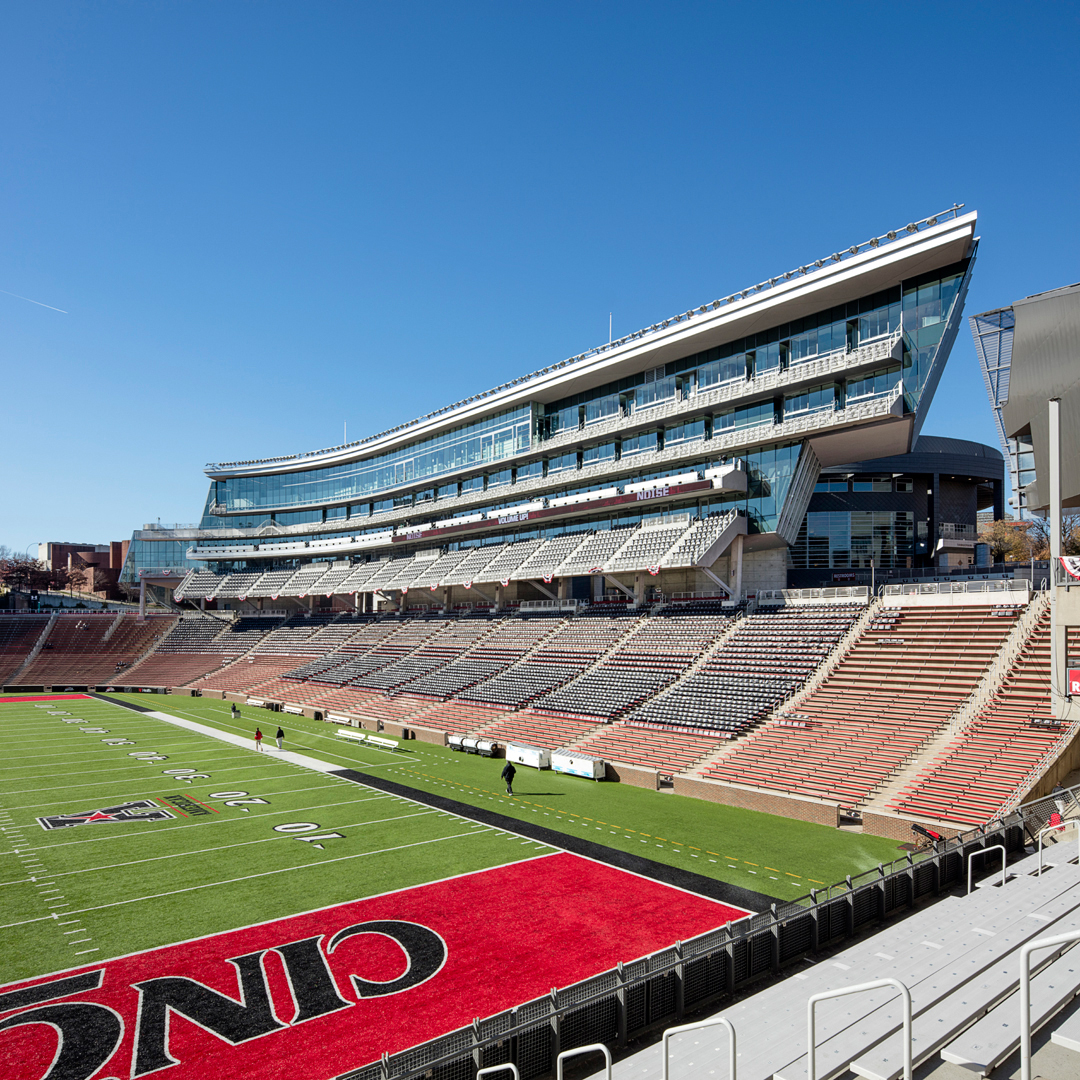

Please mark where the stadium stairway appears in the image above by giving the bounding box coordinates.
[601,851,1080,1080]
[1,614,55,684]
[696,602,1024,810]
[862,590,1055,822]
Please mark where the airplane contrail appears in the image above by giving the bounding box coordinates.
[0,288,68,314]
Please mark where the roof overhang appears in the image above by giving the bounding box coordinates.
[206,212,977,480]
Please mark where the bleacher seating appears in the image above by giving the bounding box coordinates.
[554,527,633,577]
[890,605,1059,824]
[603,520,688,573]
[625,604,853,736]
[279,563,335,597]
[214,572,262,599]
[0,615,49,682]
[700,603,1022,807]
[530,606,734,720]
[16,614,176,685]
[509,534,586,581]
[660,511,737,567]
[121,617,233,686]
[572,723,722,774]
[246,568,296,598]
[174,571,226,600]
[476,538,544,583]
[440,544,505,587]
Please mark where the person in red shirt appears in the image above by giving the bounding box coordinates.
[254,728,264,752]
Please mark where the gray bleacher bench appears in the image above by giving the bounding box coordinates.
[335,728,401,751]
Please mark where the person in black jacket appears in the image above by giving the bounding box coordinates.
[500,761,516,795]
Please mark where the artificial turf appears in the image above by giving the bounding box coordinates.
[0,693,554,984]
[101,692,906,897]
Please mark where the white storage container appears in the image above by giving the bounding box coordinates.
[551,751,606,780]
[506,743,551,769]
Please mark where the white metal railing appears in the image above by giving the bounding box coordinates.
[758,586,870,606]
[477,1067,519,1080]
[883,579,1032,599]
[663,1016,736,1080]
[1036,819,1080,876]
[518,599,583,611]
[808,979,912,1080]
[1020,929,1080,1080]
[967,844,1007,894]
[556,1044,610,1080]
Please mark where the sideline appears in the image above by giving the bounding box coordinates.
[96,694,775,910]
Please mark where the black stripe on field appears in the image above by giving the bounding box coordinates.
[94,692,779,910]
[330,766,779,911]
[92,693,156,712]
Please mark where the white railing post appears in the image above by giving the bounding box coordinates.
[662,1016,736,1080]
[1019,929,1080,1080]
[807,979,911,1080]
[967,844,1007,894]
[1036,819,1080,875]
[477,1066,520,1080]
[556,1044,611,1080]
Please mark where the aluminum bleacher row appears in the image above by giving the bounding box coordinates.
[170,509,743,601]
[700,603,1026,810]
[621,845,1080,1080]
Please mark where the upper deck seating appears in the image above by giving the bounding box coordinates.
[440,544,506,587]
[214,573,262,599]
[175,572,226,600]
[476,539,544,583]
[889,607,1057,824]
[509,534,586,581]
[555,528,633,577]
[604,521,688,573]
[246,569,297,598]
[699,603,1023,807]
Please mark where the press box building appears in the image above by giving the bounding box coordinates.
[124,208,987,609]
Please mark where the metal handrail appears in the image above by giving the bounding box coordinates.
[556,1043,611,1080]
[807,979,912,1080]
[1019,929,1080,1080]
[1036,819,1080,875]
[477,1066,520,1080]
[967,844,1007,894]
[663,1016,736,1080]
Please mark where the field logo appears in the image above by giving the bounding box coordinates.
[37,800,177,831]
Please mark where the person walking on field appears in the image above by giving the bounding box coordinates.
[276,726,284,751]
[254,727,263,752]
[500,760,516,796]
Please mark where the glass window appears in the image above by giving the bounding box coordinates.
[784,384,836,417]
[461,475,484,493]
[325,505,346,520]
[348,503,368,517]
[582,442,616,466]
[584,393,621,425]
[716,400,775,432]
[696,355,746,389]
[620,430,658,457]
[546,451,579,475]
[436,482,458,499]
[846,365,901,402]
[636,373,677,409]
[851,476,892,492]
[752,343,782,375]
[895,478,913,493]
[814,480,848,493]
[486,469,511,489]
[791,510,914,568]
[663,418,706,445]
[515,460,543,482]
[858,301,901,342]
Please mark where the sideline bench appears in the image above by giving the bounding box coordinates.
[335,728,401,752]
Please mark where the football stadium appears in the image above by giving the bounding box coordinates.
[6,208,1080,1080]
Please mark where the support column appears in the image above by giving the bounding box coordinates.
[634,572,644,607]
[557,577,570,600]
[494,583,503,612]
[1050,397,1062,713]
[139,577,147,620]
[354,592,362,612]
[733,533,744,601]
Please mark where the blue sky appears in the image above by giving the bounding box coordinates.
[2,2,1078,551]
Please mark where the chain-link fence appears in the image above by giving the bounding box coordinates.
[337,809,1043,1080]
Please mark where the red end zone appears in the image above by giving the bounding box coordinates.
[0,852,749,1080]
[0,694,93,704]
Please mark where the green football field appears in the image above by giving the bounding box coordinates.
[0,693,554,986]
[109,693,904,888]
[1,691,905,989]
